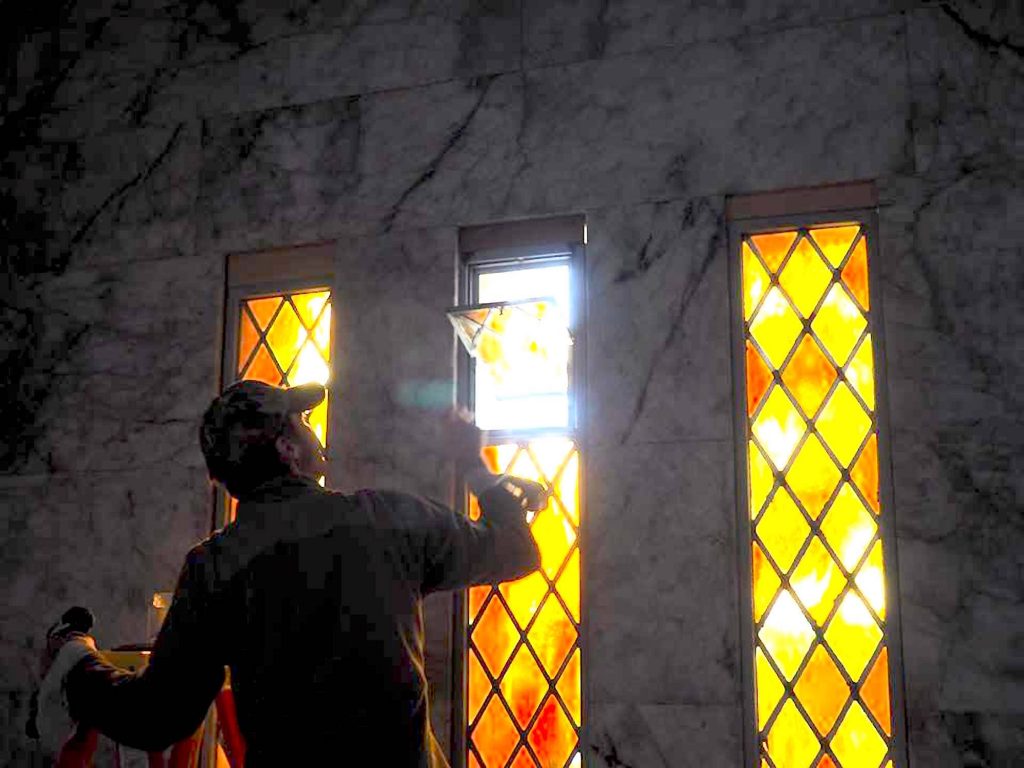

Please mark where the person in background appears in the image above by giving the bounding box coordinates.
[37,380,544,767]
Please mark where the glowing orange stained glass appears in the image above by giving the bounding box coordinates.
[795,645,850,735]
[744,242,771,321]
[747,342,774,416]
[230,289,334,520]
[751,231,797,273]
[783,335,837,419]
[473,698,519,768]
[468,440,581,768]
[467,651,491,723]
[842,236,871,310]
[862,648,892,735]
[741,226,893,765]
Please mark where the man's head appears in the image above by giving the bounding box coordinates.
[199,380,327,498]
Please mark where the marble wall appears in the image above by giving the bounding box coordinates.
[2,0,1020,765]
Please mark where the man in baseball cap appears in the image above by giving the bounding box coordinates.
[37,380,545,766]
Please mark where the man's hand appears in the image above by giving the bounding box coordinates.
[500,476,550,512]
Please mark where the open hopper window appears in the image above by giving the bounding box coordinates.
[729,188,906,768]
[453,217,585,768]
[219,244,335,525]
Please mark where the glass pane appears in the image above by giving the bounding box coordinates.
[527,697,576,768]
[246,296,281,331]
[557,649,582,727]
[747,342,774,416]
[265,299,304,376]
[750,231,797,274]
[851,435,880,515]
[750,288,804,369]
[786,434,841,520]
[755,647,785,730]
[473,697,519,768]
[782,335,837,419]
[292,289,331,330]
[831,702,887,768]
[794,645,850,735]
[752,543,781,623]
[824,593,882,681]
[779,236,833,318]
[816,383,871,468]
[237,310,260,373]
[756,489,810,573]
[809,224,860,268]
[845,335,875,411]
[862,648,892,736]
[752,387,806,472]
[527,597,575,677]
[841,236,870,310]
[855,540,887,621]
[760,590,816,681]
[555,549,580,623]
[473,598,518,676]
[790,536,845,626]
[475,264,571,431]
[500,647,547,728]
[744,242,771,321]
[811,285,866,367]
[766,699,820,768]
[242,344,282,385]
[820,484,877,572]
[741,223,892,764]
[501,570,550,631]
[468,650,491,724]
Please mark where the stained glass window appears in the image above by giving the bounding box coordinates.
[228,288,332,520]
[740,225,894,767]
[465,260,582,768]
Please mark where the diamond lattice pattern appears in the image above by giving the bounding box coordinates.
[230,290,332,520]
[742,226,892,767]
[469,439,581,768]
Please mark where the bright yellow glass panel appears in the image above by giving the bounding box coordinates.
[791,536,845,626]
[846,335,875,411]
[779,236,833,318]
[749,443,775,519]
[816,383,871,468]
[760,590,815,681]
[820,483,877,572]
[752,543,781,623]
[811,284,867,366]
[264,299,303,374]
[766,699,820,768]
[755,647,785,730]
[809,224,860,268]
[756,488,811,573]
[831,702,888,768]
[795,645,850,735]
[856,540,887,621]
[787,435,841,519]
[824,593,882,681]
[750,287,804,369]
[468,441,581,768]
[742,224,892,763]
[744,242,771,321]
[751,387,806,471]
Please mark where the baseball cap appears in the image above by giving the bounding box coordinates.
[199,380,325,470]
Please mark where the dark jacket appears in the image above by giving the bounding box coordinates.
[66,475,540,766]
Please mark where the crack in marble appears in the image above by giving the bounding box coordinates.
[940,3,1024,59]
[617,201,723,446]
[381,74,497,231]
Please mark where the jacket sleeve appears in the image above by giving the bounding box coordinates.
[415,484,542,594]
[65,547,226,752]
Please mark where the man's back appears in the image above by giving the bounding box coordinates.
[63,474,540,767]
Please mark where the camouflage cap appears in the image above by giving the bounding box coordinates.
[199,380,325,469]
